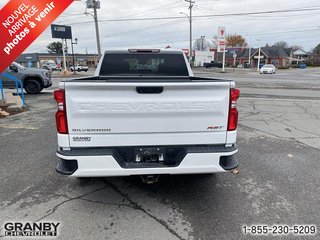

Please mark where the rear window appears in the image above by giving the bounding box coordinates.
[99,53,189,76]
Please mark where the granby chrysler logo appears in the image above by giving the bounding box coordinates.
[3,222,60,237]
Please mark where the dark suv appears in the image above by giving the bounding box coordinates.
[203,61,223,68]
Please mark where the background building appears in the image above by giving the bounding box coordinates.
[210,46,309,68]
[15,53,99,68]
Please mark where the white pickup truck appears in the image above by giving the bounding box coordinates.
[54,49,239,180]
[70,65,89,72]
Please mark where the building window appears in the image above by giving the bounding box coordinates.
[271,59,279,66]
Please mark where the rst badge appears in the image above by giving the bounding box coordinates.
[207,126,224,130]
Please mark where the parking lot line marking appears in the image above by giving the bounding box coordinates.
[0,124,38,130]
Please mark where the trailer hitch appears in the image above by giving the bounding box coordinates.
[140,175,159,184]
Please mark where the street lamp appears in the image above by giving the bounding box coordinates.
[180,11,192,65]
[201,36,205,51]
[71,38,78,74]
[246,33,252,67]
[257,39,261,71]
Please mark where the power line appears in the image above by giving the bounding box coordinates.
[100,29,320,47]
[123,0,184,18]
[61,7,320,26]
[194,5,320,19]
[102,19,187,38]
[59,1,184,22]
[74,35,319,50]
[93,7,320,22]
[102,38,197,48]
[249,28,320,36]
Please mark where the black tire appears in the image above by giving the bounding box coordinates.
[25,79,41,94]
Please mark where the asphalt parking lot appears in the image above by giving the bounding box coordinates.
[0,67,319,239]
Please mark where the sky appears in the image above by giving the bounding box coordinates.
[1,0,320,54]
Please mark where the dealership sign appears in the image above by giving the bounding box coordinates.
[217,26,226,53]
[51,24,72,39]
[0,0,74,73]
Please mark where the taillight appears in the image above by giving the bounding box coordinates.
[54,89,68,134]
[228,88,240,131]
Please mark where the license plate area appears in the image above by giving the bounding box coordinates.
[115,146,186,168]
[134,147,165,163]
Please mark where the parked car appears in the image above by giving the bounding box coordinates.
[54,49,240,180]
[1,62,52,94]
[203,61,223,68]
[42,62,60,71]
[260,64,276,74]
[70,65,89,72]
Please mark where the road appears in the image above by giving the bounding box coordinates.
[0,68,319,239]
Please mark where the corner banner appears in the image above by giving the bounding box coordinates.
[0,0,74,73]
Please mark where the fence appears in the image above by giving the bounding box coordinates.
[0,72,25,107]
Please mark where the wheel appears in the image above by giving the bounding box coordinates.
[85,69,88,72]
[25,79,41,94]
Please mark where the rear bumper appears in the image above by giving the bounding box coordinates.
[261,70,275,74]
[56,145,238,177]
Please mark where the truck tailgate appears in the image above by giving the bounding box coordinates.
[65,81,231,147]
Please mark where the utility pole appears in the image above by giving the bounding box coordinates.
[248,47,251,67]
[71,38,78,75]
[93,0,102,60]
[256,39,261,71]
[246,33,252,68]
[62,39,67,72]
[86,1,102,60]
[185,0,194,66]
[222,48,226,72]
[257,47,261,71]
[65,39,69,69]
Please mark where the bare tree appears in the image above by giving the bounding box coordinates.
[291,45,302,51]
[273,41,289,48]
[210,35,219,48]
[313,43,320,54]
[193,37,210,51]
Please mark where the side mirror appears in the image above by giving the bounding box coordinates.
[9,65,18,72]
